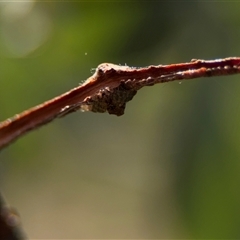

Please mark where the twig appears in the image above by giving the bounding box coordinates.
[1,57,240,151]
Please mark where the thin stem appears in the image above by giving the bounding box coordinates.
[1,57,240,150]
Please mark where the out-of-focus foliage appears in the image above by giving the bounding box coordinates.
[1,1,240,238]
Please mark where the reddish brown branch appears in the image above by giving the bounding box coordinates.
[1,57,240,150]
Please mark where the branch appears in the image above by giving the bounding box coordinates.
[1,57,240,150]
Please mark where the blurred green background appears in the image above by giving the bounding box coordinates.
[1,1,240,239]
